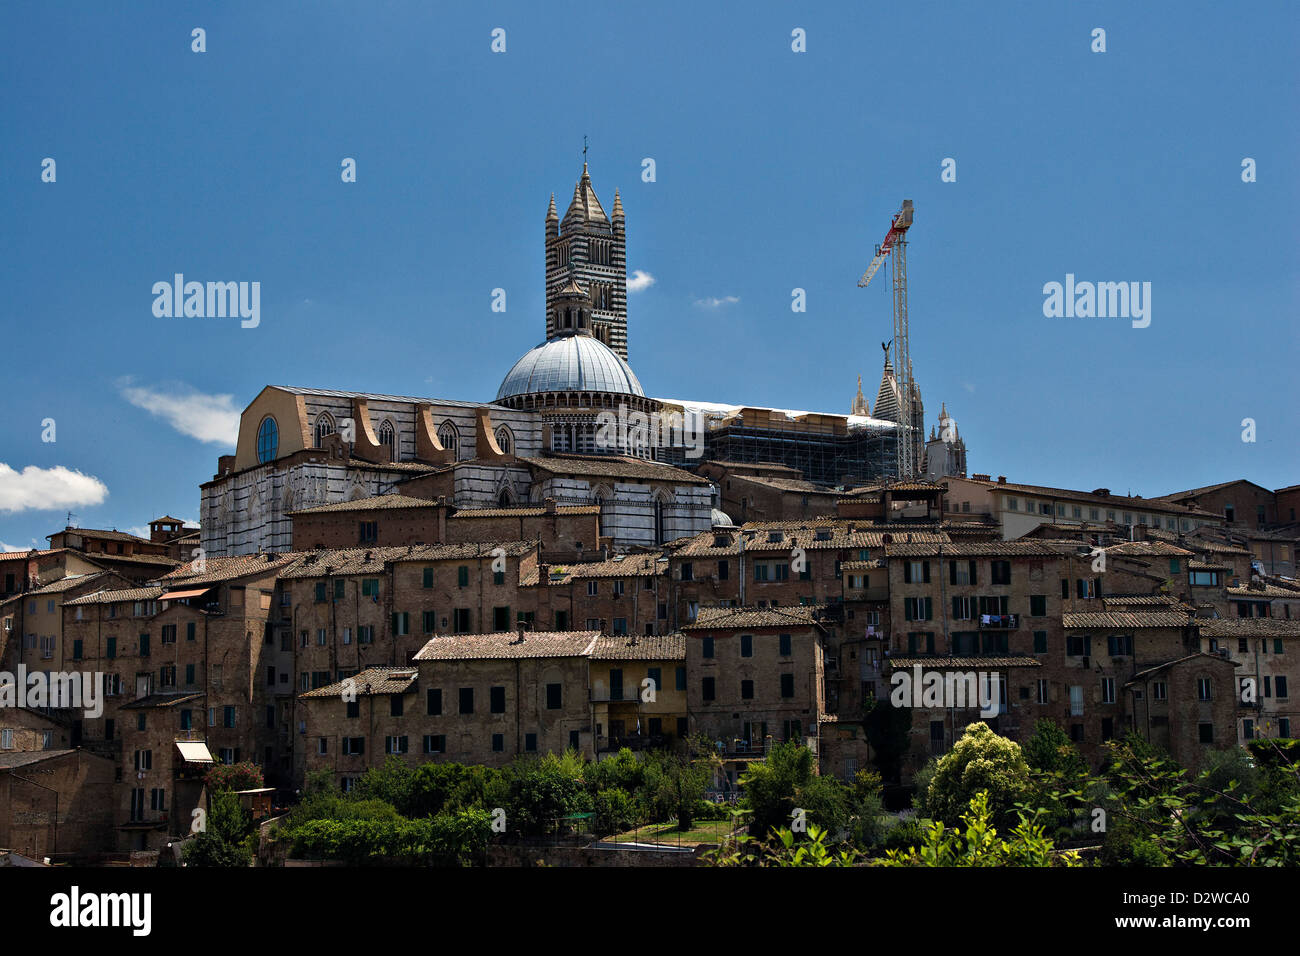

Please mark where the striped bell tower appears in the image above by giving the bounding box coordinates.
[545,160,628,359]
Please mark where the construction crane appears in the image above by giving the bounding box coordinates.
[858,199,916,479]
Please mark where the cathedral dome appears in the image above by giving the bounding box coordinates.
[496,333,645,401]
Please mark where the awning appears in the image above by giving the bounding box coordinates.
[175,740,214,764]
[160,588,211,601]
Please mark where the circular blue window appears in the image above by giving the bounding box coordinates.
[256,417,279,463]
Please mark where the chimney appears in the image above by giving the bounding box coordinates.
[972,473,991,482]
[516,624,525,643]
[1092,488,1110,497]
[996,476,1007,484]
[538,562,550,585]
[544,497,557,514]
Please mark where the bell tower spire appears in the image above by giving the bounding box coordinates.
[545,151,628,359]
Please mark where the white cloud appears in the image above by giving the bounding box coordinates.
[627,270,655,293]
[119,381,239,445]
[0,464,109,514]
[694,295,740,309]
[1,541,33,552]
[125,526,152,539]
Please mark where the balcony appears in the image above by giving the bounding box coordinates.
[590,689,641,703]
[977,614,1018,630]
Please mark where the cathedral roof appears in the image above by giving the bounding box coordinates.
[497,334,644,400]
[563,163,609,225]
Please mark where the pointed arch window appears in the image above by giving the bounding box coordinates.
[378,420,397,458]
[313,412,335,448]
[438,421,459,459]
[495,426,513,455]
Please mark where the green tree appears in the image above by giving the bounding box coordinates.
[183,790,254,867]
[739,741,814,837]
[926,722,1030,829]
[863,697,912,783]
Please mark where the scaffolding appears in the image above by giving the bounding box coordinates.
[658,415,899,486]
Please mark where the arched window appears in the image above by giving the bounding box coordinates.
[313,412,334,448]
[498,488,513,508]
[438,421,459,458]
[495,426,513,455]
[378,420,397,457]
[654,496,666,545]
[256,417,278,463]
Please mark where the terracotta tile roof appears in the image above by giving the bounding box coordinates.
[1104,541,1195,557]
[1227,584,1300,599]
[47,527,153,544]
[1157,479,1273,501]
[1103,595,1189,608]
[151,515,187,524]
[65,586,167,606]
[591,633,686,660]
[280,547,418,578]
[1188,560,1231,571]
[0,750,79,770]
[162,553,301,585]
[841,560,882,571]
[522,552,665,586]
[81,552,181,569]
[413,631,600,660]
[727,475,837,494]
[299,667,419,699]
[683,605,824,631]
[1197,618,1300,638]
[0,549,63,561]
[701,460,802,475]
[674,524,948,558]
[280,542,537,579]
[1126,653,1238,684]
[885,541,1060,558]
[1062,611,1191,629]
[451,505,600,519]
[853,481,945,494]
[23,573,112,595]
[519,454,711,485]
[888,656,1042,669]
[121,692,207,710]
[956,478,1222,517]
[288,494,439,515]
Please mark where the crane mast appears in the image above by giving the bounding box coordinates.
[859,199,915,479]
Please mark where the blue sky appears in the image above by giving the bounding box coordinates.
[0,0,1296,549]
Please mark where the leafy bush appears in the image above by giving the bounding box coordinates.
[203,761,264,794]
[926,723,1030,830]
[878,791,1080,867]
[288,809,491,866]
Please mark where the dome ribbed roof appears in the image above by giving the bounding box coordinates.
[497,335,645,401]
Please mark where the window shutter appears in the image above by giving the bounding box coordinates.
[922,561,931,583]
[1061,579,1069,599]
[903,562,912,584]
[904,602,913,622]
[924,597,932,620]
[969,560,977,585]
[949,561,957,585]
[952,597,961,618]
[1076,579,1085,599]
